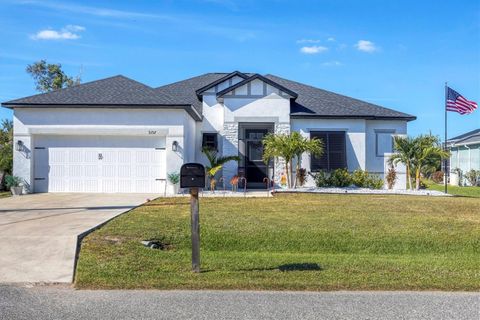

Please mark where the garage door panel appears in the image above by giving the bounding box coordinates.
[33,136,166,193]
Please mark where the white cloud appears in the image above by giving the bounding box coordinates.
[300,45,328,54]
[31,25,86,40]
[297,39,321,44]
[327,37,335,42]
[321,61,343,67]
[355,40,378,53]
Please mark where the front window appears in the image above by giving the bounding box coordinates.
[202,133,218,150]
[375,130,395,157]
[310,131,346,171]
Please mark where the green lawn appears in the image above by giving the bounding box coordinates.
[425,180,480,197]
[75,194,480,291]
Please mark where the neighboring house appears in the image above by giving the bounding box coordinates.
[446,129,480,185]
[1,71,415,194]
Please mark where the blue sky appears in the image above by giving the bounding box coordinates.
[0,0,479,139]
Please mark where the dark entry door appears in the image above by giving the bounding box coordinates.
[245,129,268,186]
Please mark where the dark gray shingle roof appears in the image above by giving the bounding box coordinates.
[2,71,415,121]
[2,75,202,120]
[264,74,415,121]
[447,129,480,146]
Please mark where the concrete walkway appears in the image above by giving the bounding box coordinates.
[0,193,155,283]
[1,286,478,320]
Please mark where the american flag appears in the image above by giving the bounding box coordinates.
[446,87,477,114]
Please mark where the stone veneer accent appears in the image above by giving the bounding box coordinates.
[273,123,290,186]
[221,122,239,188]
[221,122,291,188]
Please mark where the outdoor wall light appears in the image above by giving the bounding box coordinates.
[172,140,179,152]
[15,140,24,152]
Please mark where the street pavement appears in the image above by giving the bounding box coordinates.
[0,284,478,320]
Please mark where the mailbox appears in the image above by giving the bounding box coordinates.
[180,163,206,188]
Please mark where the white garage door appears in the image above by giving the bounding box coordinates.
[33,135,166,193]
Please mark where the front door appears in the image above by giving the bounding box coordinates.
[245,129,269,188]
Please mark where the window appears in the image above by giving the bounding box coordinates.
[202,133,218,150]
[375,130,395,157]
[310,131,346,171]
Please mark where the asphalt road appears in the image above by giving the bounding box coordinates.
[0,284,478,320]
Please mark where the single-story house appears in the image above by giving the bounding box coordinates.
[2,71,415,194]
[446,129,480,186]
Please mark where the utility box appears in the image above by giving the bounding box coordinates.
[180,163,206,188]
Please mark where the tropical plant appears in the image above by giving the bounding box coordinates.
[26,60,81,92]
[464,169,479,187]
[410,134,449,190]
[202,147,239,191]
[386,165,397,189]
[263,132,323,188]
[365,174,384,189]
[167,172,180,185]
[431,171,444,184]
[388,136,416,190]
[296,168,307,187]
[4,175,22,189]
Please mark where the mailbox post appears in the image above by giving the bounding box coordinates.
[180,163,205,273]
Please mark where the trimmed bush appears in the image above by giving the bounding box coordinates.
[314,170,330,187]
[365,175,384,189]
[352,169,369,187]
[329,168,352,187]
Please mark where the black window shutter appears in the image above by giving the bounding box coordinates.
[310,131,346,171]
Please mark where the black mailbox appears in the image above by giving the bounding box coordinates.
[180,163,206,188]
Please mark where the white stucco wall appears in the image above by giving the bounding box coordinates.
[291,118,408,189]
[13,108,193,194]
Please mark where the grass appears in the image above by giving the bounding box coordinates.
[425,180,480,197]
[0,191,11,199]
[75,194,480,291]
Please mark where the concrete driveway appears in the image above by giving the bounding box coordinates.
[0,193,156,283]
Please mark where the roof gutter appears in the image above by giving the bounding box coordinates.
[289,114,417,122]
[1,103,203,121]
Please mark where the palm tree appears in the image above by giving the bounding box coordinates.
[410,134,449,190]
[202,147,239,191]
[292,132,323,188]
[388,136,415,190]
[262,132,323,188]
[389,135,450,190]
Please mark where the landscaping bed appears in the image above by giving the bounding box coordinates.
[75,193,480,291]
[274,187,449,196]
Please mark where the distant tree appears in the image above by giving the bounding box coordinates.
[26,60,81,92]
[0,119,13,188]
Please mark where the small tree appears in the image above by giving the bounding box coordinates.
[388,136,416,190]
[262,132,323,188]
[411,134,449,190]
[0,120,13,188]
[26,60,81,92]
[202,147,239,191]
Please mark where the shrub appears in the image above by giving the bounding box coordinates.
[4,175,22,189]
[296,168,307,187]
[386,166,397,189]
[465,169,479,186]
[352,169,369,187]
[431,171,444,184]
[314,170,330,187]
[366,175,384,189]
[329,168,352,187]
[167,172,180,185]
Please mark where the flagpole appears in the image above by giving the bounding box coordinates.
[444,82,448,194]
